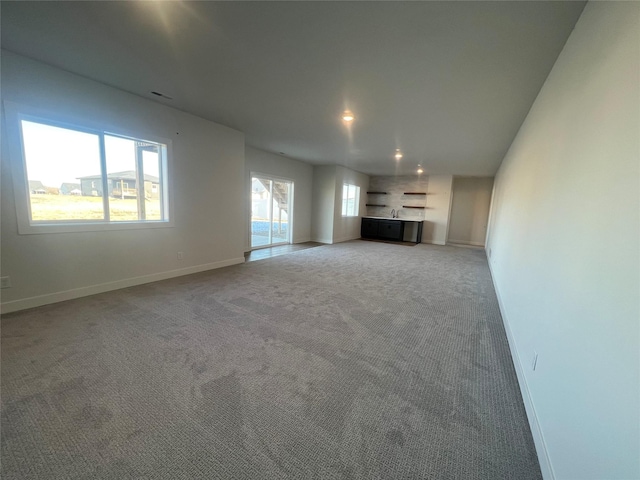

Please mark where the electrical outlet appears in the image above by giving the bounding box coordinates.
[532,351,538,371]
[1,276,11,289]
[177,251,184,260]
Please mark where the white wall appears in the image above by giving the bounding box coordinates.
[310,165,336,244]
[0,52,246,313]
[310,165,369,244]
[448,176,493,246]
[333,166,369,243]
[423,175,453,245]
[245,147,313,250]
[486,3,639,479]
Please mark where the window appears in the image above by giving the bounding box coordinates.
[342,183,360,217]
[9,111,171,233]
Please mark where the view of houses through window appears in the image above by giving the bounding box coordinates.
[20,119,167,224]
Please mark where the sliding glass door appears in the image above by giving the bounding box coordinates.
[251,175,292,249]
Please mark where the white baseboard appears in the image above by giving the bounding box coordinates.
[333,235,360,244]
[293,236,312,244]
[448,239,485,247]
[0,257,245,314]
[311,236,333,244]
[487,260,555,480]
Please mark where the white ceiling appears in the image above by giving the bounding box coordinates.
[1,1,585,176]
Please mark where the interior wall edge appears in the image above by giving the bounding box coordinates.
[486,261,555,480]
[310,237,333,245]
[0,257,245,315]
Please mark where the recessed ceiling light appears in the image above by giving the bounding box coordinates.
[394,149,403,160]
[417,164,424,174]
[342,110,355,122]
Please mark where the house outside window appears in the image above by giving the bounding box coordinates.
[5,104,172,234]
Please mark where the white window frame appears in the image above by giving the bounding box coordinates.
[249,172,295,249]
[342,183,360,217]
[4,101,174,234]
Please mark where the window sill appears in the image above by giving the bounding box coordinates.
[18,220,174,235]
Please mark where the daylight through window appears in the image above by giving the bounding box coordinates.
[342,183,360,217]
[19,119,168,225]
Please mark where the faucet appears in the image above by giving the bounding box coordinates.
[390,209,398,218]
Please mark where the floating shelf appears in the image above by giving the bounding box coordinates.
[366,204,387,207]
[403,205,425,209]
[367,191,387,194]
[404,192,426,195]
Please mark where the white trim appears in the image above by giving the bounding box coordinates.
[12,220,176,235]
[251,241,288,252]
[293,236,311,244]
[289,182,295,245]
[333,235,359,244]
[448,239,485,247]
[311,237,333,244]
[487,259,555,480]
[0,258,244,314]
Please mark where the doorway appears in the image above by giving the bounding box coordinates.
[251,175,293,249]
[447,176,494,247]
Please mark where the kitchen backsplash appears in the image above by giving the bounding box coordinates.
[366,175,429,220]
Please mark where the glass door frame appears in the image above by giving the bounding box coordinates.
[250,172,294,250]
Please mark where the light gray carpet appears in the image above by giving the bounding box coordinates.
[1,241,541,479]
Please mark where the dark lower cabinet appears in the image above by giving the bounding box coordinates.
[378,220,403,241]
[361,218,424,243]
[361,218,403,242]
[361,217,379,238]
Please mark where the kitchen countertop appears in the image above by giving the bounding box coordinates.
[362,216,424,222]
